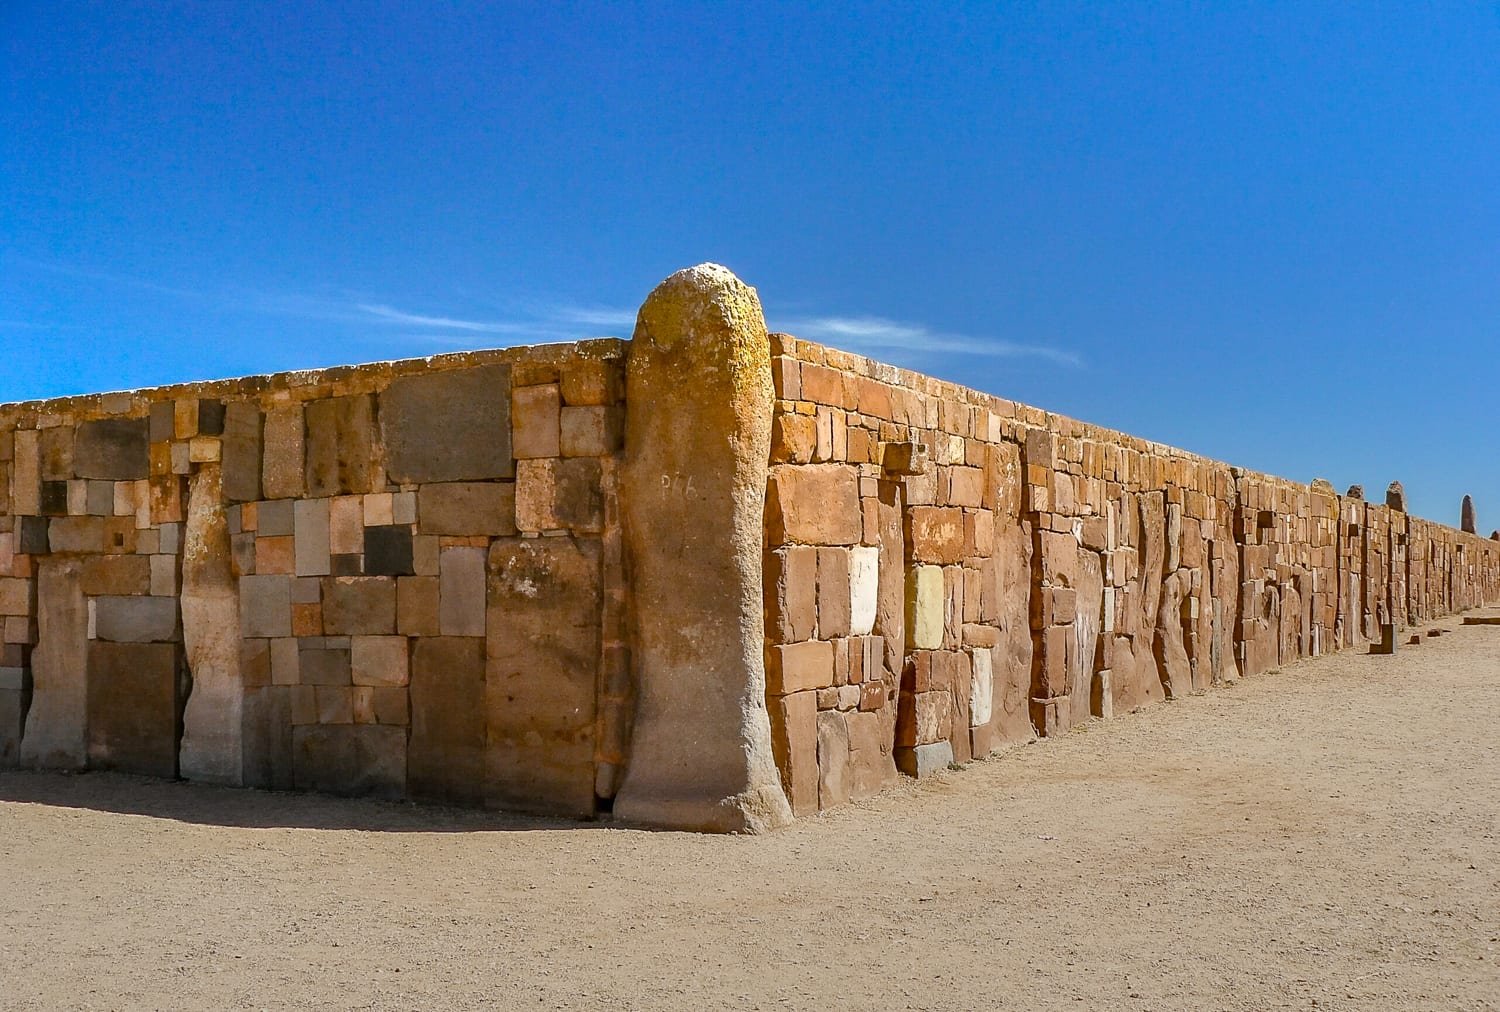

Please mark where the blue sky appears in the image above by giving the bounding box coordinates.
[2,2,1496,526]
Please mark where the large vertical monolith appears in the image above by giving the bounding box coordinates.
[1461,495,1477,535]
[613,264,793,833]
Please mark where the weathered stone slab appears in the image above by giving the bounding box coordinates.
[364,525,413,577]
[73,418,148,480]
[416,482,517,537]
[291,723,405,799]
[409,636,486,806]
[439,547,486,637]
[299,645,352,685]
[239,574,292,638]
[293,498,331,576]
[262,405,305,499]
[484,537,600,817]
[305,394,375,497]
[380,364,513,482]
[766,464,861,546]
[20,560,87,769]
[220,402,263,502]
[321,577,395,635]
[512,383,561,459]
[86,641,180,778]
[769,689,818,816]
[93,595,180,643]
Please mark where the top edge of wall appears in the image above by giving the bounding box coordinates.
[771,333,1489,539]
[0,337,629,424]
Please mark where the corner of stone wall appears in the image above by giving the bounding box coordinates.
[611,264,794,833]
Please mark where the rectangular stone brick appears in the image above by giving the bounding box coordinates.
[255,535,295,575]
[291,724,405,799]
[515,459,602,534]
[409,636,486,806]
[270,637,299,685]
[484,537,600,817]
[380,363,513,482]
[329,495,363,555]
[86,641,179,778]
[397,576,440,636]
[240,574,292,638]
[766,464,861,546]
[262,404,305,500]
[293,498,331,576]
[221,402,262,502]
[321,577,395,635]
[351,635,409,687]
[559,358,622,406]
[305,394,375,497]
[770,689,818,816]
[817,547,852,638]
[364,525,413,576]
[559,405,623,457]
[417,482,517,537]
[767,639,835,695]
[73,419,148,480]
[512,383,561,459]
[92,595,180,643]
[439,547,486,637]
[299,644,352,686]
[79,555,151,596]
[765,545,817,643]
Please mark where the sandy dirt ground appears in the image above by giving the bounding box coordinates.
[2,616,1498,1011]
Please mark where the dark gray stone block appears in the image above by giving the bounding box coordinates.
[364,525,413,577]
[19,517,49,554]
[409,636,486,806]
[292,724,405,799]
[298,645,351,685]
[221,402,263,503]
[40,481,68,516]
[74,418,149,480]
[86,641,181,779]
[305,394,375,497]
[380,364,513,483]
[197,399,226,436]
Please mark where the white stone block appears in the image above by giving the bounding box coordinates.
[969,646,993,727]
[849,546,879,636]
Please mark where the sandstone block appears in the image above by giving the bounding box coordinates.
[512,383,561,459]
[560,358,623,406]
[305,394,375,497]
[766,464,861,546]
[293,498,331,576]
[815,710,851,810]
[221,402,263,502]
[321,577,396,635]
[894,739,953,778]
[896,688,952,747]
[270,637,299,685]
[417,482,517,537]
[907,565,944,650]
[291,724,406,799]
[436,547,486,637]
[73,419,148,480]
[816,547,852,638]
[409,636,486,806]
[329,495,363,555]
[380,364,514,482]
[515,459,603,534]
[769,689,818,816]
[298,644,352,685]
[262,405,306,500]
[93,595,179,642]
[969,646,994,727]
[86,641,179,778]
[397,576,440,636]
[767,639,834,695]
[484,537,601,816]
[909,506,965,564]
[560,405,623,457]
[351,635,409,687]
[765,545,817,643]
[255,535,295,575]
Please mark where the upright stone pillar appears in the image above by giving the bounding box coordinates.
[1462,495,1477,535]
[613,264,793,833]
[179,462,245,784]
[20,558,88,769]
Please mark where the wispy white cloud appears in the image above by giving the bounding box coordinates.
[774,314,1081,368]
[552,305,638,329]
[355,304,539,335]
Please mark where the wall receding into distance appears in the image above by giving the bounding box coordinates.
[2,265,1495,832]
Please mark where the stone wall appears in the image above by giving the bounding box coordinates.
[762,334,1500,815]
[0,340,632,817]
[2,263,1495,832]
